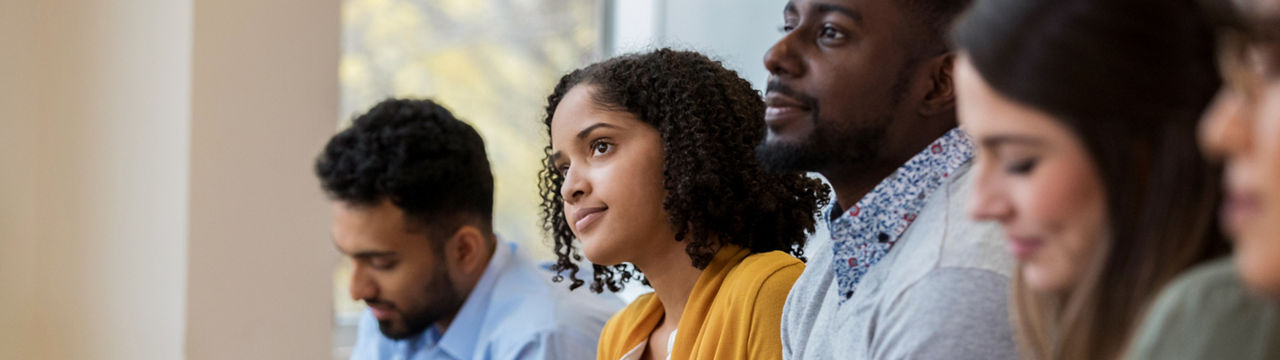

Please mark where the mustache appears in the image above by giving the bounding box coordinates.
[765,80,819,109]
[364,298,396,309]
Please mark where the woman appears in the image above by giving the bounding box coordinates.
[950,0,1228,358]
[538,48,827,359]
[1125,0,1280,358]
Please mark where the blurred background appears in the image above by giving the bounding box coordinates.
[0,0,811,359]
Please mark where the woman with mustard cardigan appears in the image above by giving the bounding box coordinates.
[537,48,829,360]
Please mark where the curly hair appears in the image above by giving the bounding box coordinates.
[316,98,495,239]
[539,48,830,293]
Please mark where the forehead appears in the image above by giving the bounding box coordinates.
[331,200,420,252]
[955,58,1059,135]
[550,85,643,145]
[786,0,904,22]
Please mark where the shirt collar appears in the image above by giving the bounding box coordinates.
[826,128,974,300]
[432,240,513,359]
[828,128,974,230]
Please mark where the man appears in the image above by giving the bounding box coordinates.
[315,99,622,360]
[757,0,1016,358]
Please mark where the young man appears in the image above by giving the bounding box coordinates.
[316,99,621,360]
[757,0,1016,358]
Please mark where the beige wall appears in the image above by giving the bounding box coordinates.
[185,0,338,358]
[0,0,192,358]
[0,1,49,358]
[0,0,337,358]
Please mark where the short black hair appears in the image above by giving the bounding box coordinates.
[316,98,495,237]
[539,48,829,293]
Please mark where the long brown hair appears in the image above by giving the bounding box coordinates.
[953,0,1229,358]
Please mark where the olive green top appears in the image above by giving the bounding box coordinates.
[1126,258,1280,360]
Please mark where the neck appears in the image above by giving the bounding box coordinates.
[632,242,704,329]
[432,238,498,335]
[822,164,898,211]
[824,121,954,210]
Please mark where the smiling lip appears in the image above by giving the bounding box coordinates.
[1006,235,1043,261]
[764,92,812,128]
[573,206,607,232]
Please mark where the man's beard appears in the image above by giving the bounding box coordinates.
[372,266,466,340]
[756,110,889,176]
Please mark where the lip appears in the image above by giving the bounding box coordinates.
[1006,235,1043,261]
[368,304,394,321]
[1221,191,1261,235]
[764,92,812,128]
[573,206,608,233]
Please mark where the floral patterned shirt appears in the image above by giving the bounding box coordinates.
[829,128,975,302]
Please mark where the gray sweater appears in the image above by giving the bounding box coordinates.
[781,163,1017,360]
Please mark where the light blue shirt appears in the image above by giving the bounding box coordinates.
[350,241,623,360]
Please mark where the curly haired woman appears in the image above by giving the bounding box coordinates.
[539,48,828,360]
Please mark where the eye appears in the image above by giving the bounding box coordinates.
[779,24,796,33]
[590,140,613,156]
[556,163,570,176]
[819,24,846,41]
[1004,158,1038,175]
[369,258,396,271]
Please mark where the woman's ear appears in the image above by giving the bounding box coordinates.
[919,53,957,117]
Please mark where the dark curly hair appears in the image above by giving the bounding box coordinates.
[316,98,495,239]
[539,48,830,293]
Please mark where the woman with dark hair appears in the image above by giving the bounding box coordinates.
[1124,0,1280,358]
[539,48,827,359]
[950,0,1227,358]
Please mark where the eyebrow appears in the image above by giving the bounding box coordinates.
[332,240,394,259]
[550,122,620,165]
[351,250,395,260]
[980,134,1045,149]
[577,122,617,140]
[814,3,862,23]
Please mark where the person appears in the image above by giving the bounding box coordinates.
[950,0,1228,358]
[1125,0,1280,358]
[757,0,1016,358]
[539,48,828,360]
[315,99,622,360]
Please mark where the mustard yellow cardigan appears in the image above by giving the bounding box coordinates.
[597,245,803,360]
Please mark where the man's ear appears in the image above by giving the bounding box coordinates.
[445,225,491,275]
[919,53,957,117]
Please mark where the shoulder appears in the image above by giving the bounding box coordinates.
[1137,258,1258,328]
[603,292,658,335]
[887,267,1010,322]
[596,293,660,357]
[1126,258,1280,359]
[872,267,1017,359]
[724,251,804,300]
[484,246,623,339]
[933,164,1014,275]
[1158,258,1246,302]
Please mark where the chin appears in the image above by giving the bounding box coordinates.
[1021,264,1074,293]
[1237,250,1280,297]
[579,237,624,266]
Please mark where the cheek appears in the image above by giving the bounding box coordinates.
[1017,163,1107,289]
[612,150,668,225]
[1259,115,1280,217]
[1019,165,1106,239]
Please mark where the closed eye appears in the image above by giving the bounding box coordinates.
[1004,158,1038,175]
